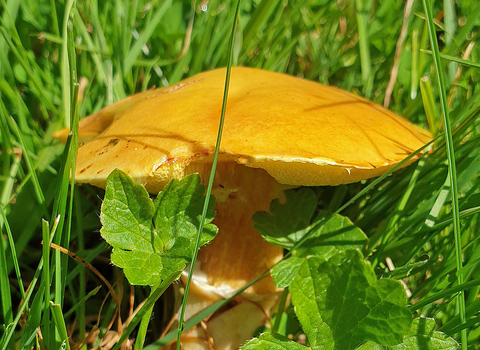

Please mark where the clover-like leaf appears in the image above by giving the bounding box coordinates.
[290,250,412,349]
[100,169,217,285]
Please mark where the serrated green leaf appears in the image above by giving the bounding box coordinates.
[270,211,367,288]
[290,250,412,350]
[293,211,368,260]
[153,174,217,255]
[253,188,317,249]
[241,332,309,350]
[271,256,305,288]
[254,188,367,257]
[398,318,459,350]
[100,169,217,285]
[358,318,459,350]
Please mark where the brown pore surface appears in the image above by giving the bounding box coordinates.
[185,161,289,296]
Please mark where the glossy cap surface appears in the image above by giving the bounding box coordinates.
[55,67,432,192]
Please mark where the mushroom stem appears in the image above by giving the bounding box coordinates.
[186,161,288,296]
[169,162,289,349]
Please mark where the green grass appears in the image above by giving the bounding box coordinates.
[1,0,480,349]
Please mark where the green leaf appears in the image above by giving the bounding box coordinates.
[293,211,368,260]
[269,209,368,288]
[290,250,412,350]
[271,256,305,288]
[100,169,217,285]
[254,188,367,257]
[241,332,308,350]
[358,318,459,350]
[253,188,317,249]
[152,173,218,272]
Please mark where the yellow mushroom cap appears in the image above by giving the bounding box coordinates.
[54,67,432,192]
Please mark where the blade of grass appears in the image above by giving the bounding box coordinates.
[370,149,429,265]
[49,302,71,350]
[272,288,289,335]
[153,273,269,348]
[110,271,181,350]
[190,0,218,74]
[0,148,20,230]
[61,0,75,127]
[63,286,101,319]
[409,278,480,312]
[0,215,13,324]
[422,50,480,69]
[54,0,78,311]
[355,0,373,98]
[175,2,241,347]
[0,209,25,302]
[384,0,414,108]
[41,219,52,349]
[420,75,439,136]
[411,28,419,99]
[73,193,86,341]
[7,117,45,204]
[123,0,172,75]
[134,296,155,350]
[0,6,57,114]
[443,0,456,83]
[73,10,109,86]
[0,0,20,78]
[422,0,467,348]
[0,216,59,350]
[16,284,43,350]
[242,0,281,52]
[49,0,60,37]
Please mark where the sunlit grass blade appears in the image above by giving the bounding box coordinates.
[0,11,57,114]
[0,216,59,350]
[52,0,78,319]
[153,280,266,348]
[134,302,154,350]
[0,147,20,228]
[110,272,181,350]
[124,0,171,75]
[422,50,480,69]
[41,219,52,348]
[370,150,429,266]
[272,288,289,335]
[420,76,440,136]
[411,28,419,99]
[175,1,241,347]
[0,211,13,325]
[63,286,101,319]
[409,277,480,313]
[242,0,281,52]
[50,302,71,350]
[355,0,373,98]
[422,0,466,348]
[7,117,45,204]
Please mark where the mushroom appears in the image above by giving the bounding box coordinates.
[54,67,432,349]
